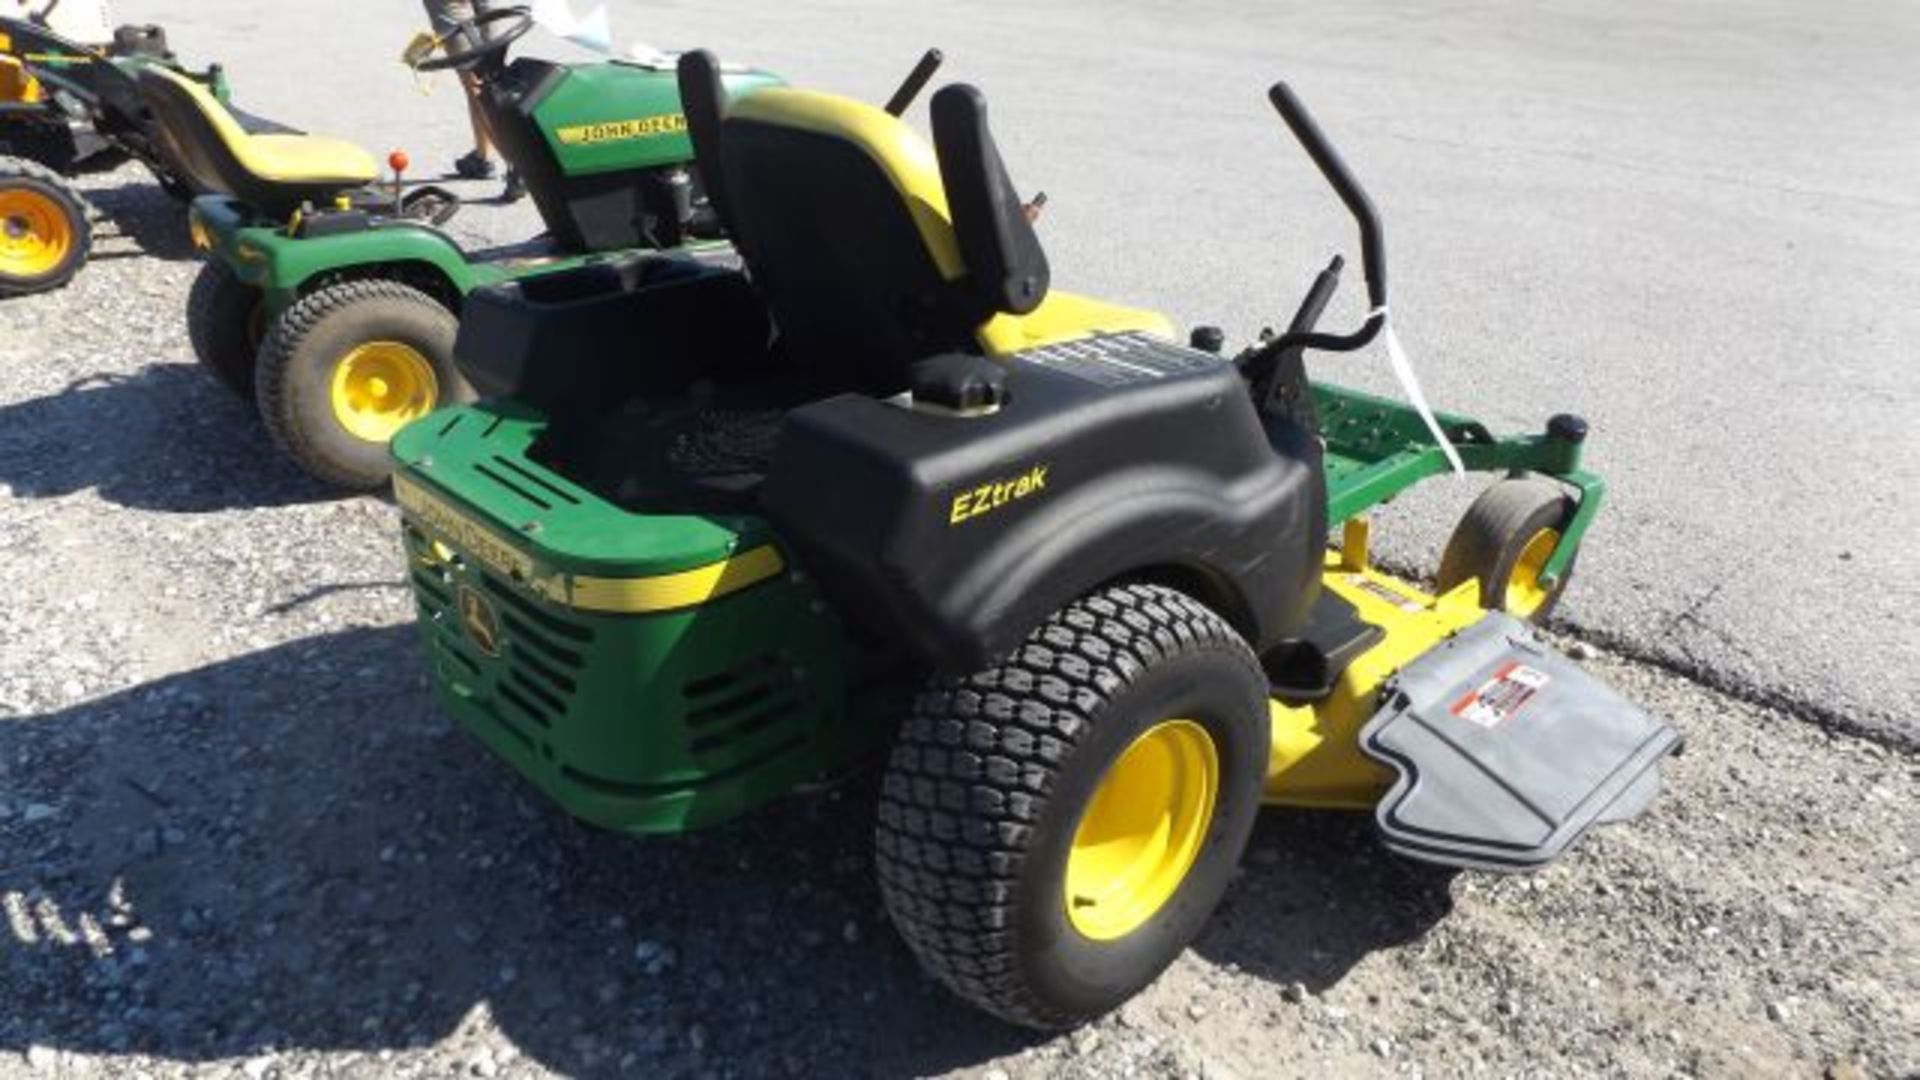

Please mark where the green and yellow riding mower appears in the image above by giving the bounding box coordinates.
[389,52,1681,1030]
[0,12,221,295]
[174,6,792,491]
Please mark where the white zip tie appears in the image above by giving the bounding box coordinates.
[1370,306,1465,476]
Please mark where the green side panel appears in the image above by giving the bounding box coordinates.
[532,62,782,177]
[393,403,870,834]
[191,196,591,315]
[390,402,767,577]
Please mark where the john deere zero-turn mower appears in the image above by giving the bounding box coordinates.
[175,6,786,491]
[389,52,1681,1029]
[0,8,216,295]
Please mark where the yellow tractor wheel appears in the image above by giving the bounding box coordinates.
[877,583,1268,1030]
[0,156,90,297]
[254,278,469,491]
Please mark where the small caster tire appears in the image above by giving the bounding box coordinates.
[1437,476,1579,621]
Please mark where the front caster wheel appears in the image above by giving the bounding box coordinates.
[876,583,1268,1030]
[255,278,467,491]
[1437,476,1579,621]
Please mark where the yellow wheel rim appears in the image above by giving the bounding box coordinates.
[328,340,439,444]
[0,188,74,279]
[1065,719,1219,941]
[1505,527,1562,617]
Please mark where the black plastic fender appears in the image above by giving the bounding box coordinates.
[760,333,1325,671]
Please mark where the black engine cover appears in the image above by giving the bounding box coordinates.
[760,333,1325,672]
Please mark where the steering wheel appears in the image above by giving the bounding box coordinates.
[414,6,535,74]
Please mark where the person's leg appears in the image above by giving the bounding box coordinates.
[469,0,525,200]
[424,0,495,177]
[461,72,494,161]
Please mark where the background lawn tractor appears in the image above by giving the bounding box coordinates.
[389,52,1681,1029]
[179,5,790,491]
[0,2,222,295]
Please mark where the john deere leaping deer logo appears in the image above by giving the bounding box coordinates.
[456,585,502,657]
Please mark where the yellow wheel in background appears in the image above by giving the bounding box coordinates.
[254,278,467,491]
[0,188,71,277]
[0,157,89,296]
[1066,720,1219,941]
[328,340,441,444]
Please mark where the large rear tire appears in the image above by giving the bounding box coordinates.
[255,279,467,491]
[186,262,266,398]
[1436,476,1579,622]
[0,156,90,297]
[877,583,1268,1029]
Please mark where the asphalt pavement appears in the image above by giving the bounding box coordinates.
[115,0,1920,743]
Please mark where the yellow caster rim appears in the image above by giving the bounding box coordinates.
[0,189,74,280]
[1065,719,1219,941]
[1505,527,1562,618]
[328,340,439,444]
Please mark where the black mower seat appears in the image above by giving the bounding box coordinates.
[678,53,1169,393]
[136,66,378,219]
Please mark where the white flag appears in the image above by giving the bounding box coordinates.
[530,0,614,55]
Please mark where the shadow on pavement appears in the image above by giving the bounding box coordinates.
[0,626,1446,1076]
[0,366,339,513]
[83,180,197,263]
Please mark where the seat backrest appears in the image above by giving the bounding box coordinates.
[137,66,367,217]
[676,51,1049,396]
[135,66,228,195]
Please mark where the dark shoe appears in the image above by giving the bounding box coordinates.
[502,169,528,203]
[453,151,497,180]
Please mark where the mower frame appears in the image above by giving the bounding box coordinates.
[1316,382,1601,589]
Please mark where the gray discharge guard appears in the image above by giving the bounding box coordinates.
[1358,615,1682,872]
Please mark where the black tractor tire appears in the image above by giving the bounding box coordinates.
[255,278,467,491]
[0,156,91,297]
[1436,476,1580,622]
[877,583,1269,1030]
[186,261,266,398]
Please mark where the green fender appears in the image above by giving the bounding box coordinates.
[189,195,580,318]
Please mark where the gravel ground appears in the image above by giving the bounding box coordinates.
[0,168,1913,1080]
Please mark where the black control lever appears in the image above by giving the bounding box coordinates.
[1248,255,1343,425]
[884,48,945,117]
[1254,82,1390,358]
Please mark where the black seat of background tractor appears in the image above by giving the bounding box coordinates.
[136,66,376,218]
[678,51,1049,395]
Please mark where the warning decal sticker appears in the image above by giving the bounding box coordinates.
[1450,661,1552,729]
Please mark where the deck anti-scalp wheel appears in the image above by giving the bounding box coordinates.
[187,262,268,398]
[876,583,1268,1030]
[1437,476,1580,622]
[255,278,468,490]
[0,156,90,297]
